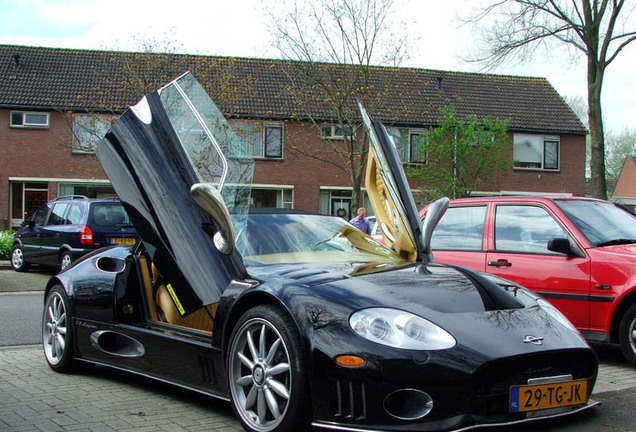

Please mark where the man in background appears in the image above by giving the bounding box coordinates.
[349,207,371,234]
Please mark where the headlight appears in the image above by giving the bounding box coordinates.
[350,308,456,350]
[537,299,578,332]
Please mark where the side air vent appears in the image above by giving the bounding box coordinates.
[331,379,367,420]
[89,331,144,357]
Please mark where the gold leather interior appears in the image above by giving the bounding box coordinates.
[139,255,217,333]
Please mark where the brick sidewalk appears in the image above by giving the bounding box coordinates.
[2,345,635,432]
[0,346,243,432]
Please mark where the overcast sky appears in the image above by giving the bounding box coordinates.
[1,0,634,132]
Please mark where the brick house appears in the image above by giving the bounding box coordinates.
[612,156,636,211]
[0,44,587,230]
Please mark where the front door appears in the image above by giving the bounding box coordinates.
[24,190,48,220]
[331,196,351,220]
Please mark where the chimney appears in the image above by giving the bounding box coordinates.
[13,53,20,68]
[436,76,443,90]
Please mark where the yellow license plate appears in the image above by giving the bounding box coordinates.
[510,379,587,412]
[111,238,136,245]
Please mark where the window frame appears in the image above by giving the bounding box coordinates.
[10,111,50,129]
[72,113,116,154]
[250,187,294,209]
[264,123,283,158]
[229,120,284,160]
[387,127,427,164]
[513,134,561,171]
[321,123,353,140]
[408,129,427,164]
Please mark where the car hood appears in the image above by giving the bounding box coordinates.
[248,261,589,358]
[593,242,636,256]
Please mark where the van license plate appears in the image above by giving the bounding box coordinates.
[111,238,136,245]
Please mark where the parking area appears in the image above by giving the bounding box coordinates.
[1,265,636,432]
[1,344,636,432]
[0,346,243,431]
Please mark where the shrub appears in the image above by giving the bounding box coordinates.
[0,230,15,260]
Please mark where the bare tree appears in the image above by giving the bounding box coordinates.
[268,0,411,208]
[463,0,636,199]
[59,32,254,154]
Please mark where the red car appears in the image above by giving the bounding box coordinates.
[420,196,636,366]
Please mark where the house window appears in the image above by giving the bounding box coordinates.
[251,187,293,209]
[513,134,560,171]
[10,111,49,129]
[387,127,426,163]
[264,125,283,158]
[321,123,353,140]
[230,120,284,159]
[73,114,115,154]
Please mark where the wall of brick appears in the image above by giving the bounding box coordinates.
[0,109,107,229]
[0,111,588,230]
[475,134,586,196]
[252,121,355,212]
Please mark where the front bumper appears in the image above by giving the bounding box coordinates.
[309,348,598,432]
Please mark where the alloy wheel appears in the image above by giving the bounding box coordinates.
[229,317,292,432]
[60,252,73,272]
[43,291,68,366]
[11,247,24,268]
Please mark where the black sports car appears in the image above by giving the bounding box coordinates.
[42,73,599,432]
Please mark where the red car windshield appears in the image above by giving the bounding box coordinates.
[555,199,636,247]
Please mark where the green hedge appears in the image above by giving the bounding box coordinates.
[0,231,15,260]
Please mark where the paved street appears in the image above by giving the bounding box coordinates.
[1,266,636,431]
[0,264,54,292]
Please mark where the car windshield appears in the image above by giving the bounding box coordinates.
[555,199,636,247]
[237,213,405,265]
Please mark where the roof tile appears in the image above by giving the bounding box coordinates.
[0,45,586,134]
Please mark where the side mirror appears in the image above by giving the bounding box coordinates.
[547,237,583,257]
[190,183,235,255]
[421,197,450,261]
[21,220,34,228]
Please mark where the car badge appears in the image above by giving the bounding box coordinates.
[523,335,544,345]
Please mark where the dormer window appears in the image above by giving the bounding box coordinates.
[10,111,50,129]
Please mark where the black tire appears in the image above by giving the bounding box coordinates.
[42,285,79,373]
[619,304,636,367]
[59,251,73,272]
[10,245,30,272]
[227,305,309,432]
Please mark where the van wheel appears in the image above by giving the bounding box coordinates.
[60,251,73,272]
[619,304,636,367]
[11,246,30,272]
